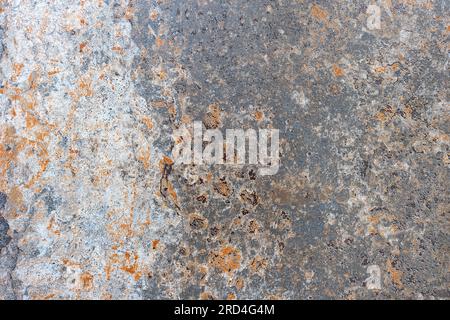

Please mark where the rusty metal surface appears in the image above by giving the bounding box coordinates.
[0,0,448,299]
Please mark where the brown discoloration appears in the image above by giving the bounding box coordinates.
[149,9,158,21]
[240,189,259,206]
[80,272,94,291]
[209,246,241,273]
[226,293,236,300]
[47,69,60,77]
[332,64,344,77]
[253,110,264,121]
[137,145,151,169]
[155,36,164,48]
[235,278,244,290]
[199,292,215,300]
[78,78,93,97]
[375,105,396,122]
[119,252,142,281]
[203,103,221,129]
[387,259,403,288]
[214,177,232,197]
[189,213,208,230]
[311,4,328,22]
[112,46,123,54]
[79,42,87,52]
[249,256,268,273]
[141,116,153,129]
[248,220,259,234]
[12,63,24,81]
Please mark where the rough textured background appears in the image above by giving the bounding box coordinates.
[0,0,448,299]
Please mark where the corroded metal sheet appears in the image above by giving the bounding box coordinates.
[0,0,448,300]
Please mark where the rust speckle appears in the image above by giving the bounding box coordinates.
[253,110,264,121]
[149,10,158,21]
[332,64,345,77]
[79,42,87,52]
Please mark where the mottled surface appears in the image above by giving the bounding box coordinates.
[0,0,449,300]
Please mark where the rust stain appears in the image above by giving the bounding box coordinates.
[214,178,232,197]
[249,256,268,273]
[209,246,241,274]
[253,110,264,121]
[311,4,328,22]
[25,112,39,129]
[47,217,61,236]
[119,251,142,281]
[375,105,396,122]
[149,10,158,21]
[141,116,153,129]
[112,45,123,54]
[12,63,24,81]
[374,66,386,74]
[226,293,236,300]
[386,259,403,288]
[79,42,88,52]
[159,155,174,173]
[47,69,60,77]
[80,272,94,291]
[137,146,151,169]
[78,79,93,97]
[332,64,345,77]
[155,36,164,47]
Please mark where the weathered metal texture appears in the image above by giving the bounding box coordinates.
[0,0,448,299]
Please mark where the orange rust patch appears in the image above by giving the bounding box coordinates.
[253,110,264,121]
[47,69,60,77]
[375,105,396,122]
[112,46,123,54]
[78,79,93,97]
[79,42,87,52]
[189,213,208,230]
[9,186,24,209]
[155,36,164,48]
[249,256,268,273]
[25,112,39,129]
[214,178,232,197]
[166,180,179,205]
[311,4,328,22]
[80,272,94,290]
[137,146,151,169]
[119,251,142,281]
[12,63,24,80]
[386,259,403,288]
[156,69,167,80]
[152,239,160,250]
[200,292,215,300]
[332,64,345,77]
[125,7,134,20]
[374,66,386,73]
[235,278,244,290]
[159,155,174,172]
[391,63,400,71]
[209,246,241,273]
[203,103,222,129]
[149,10,158,21]
[47,217,61,236]
[227,293,236,300]
[141,116,153,129]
